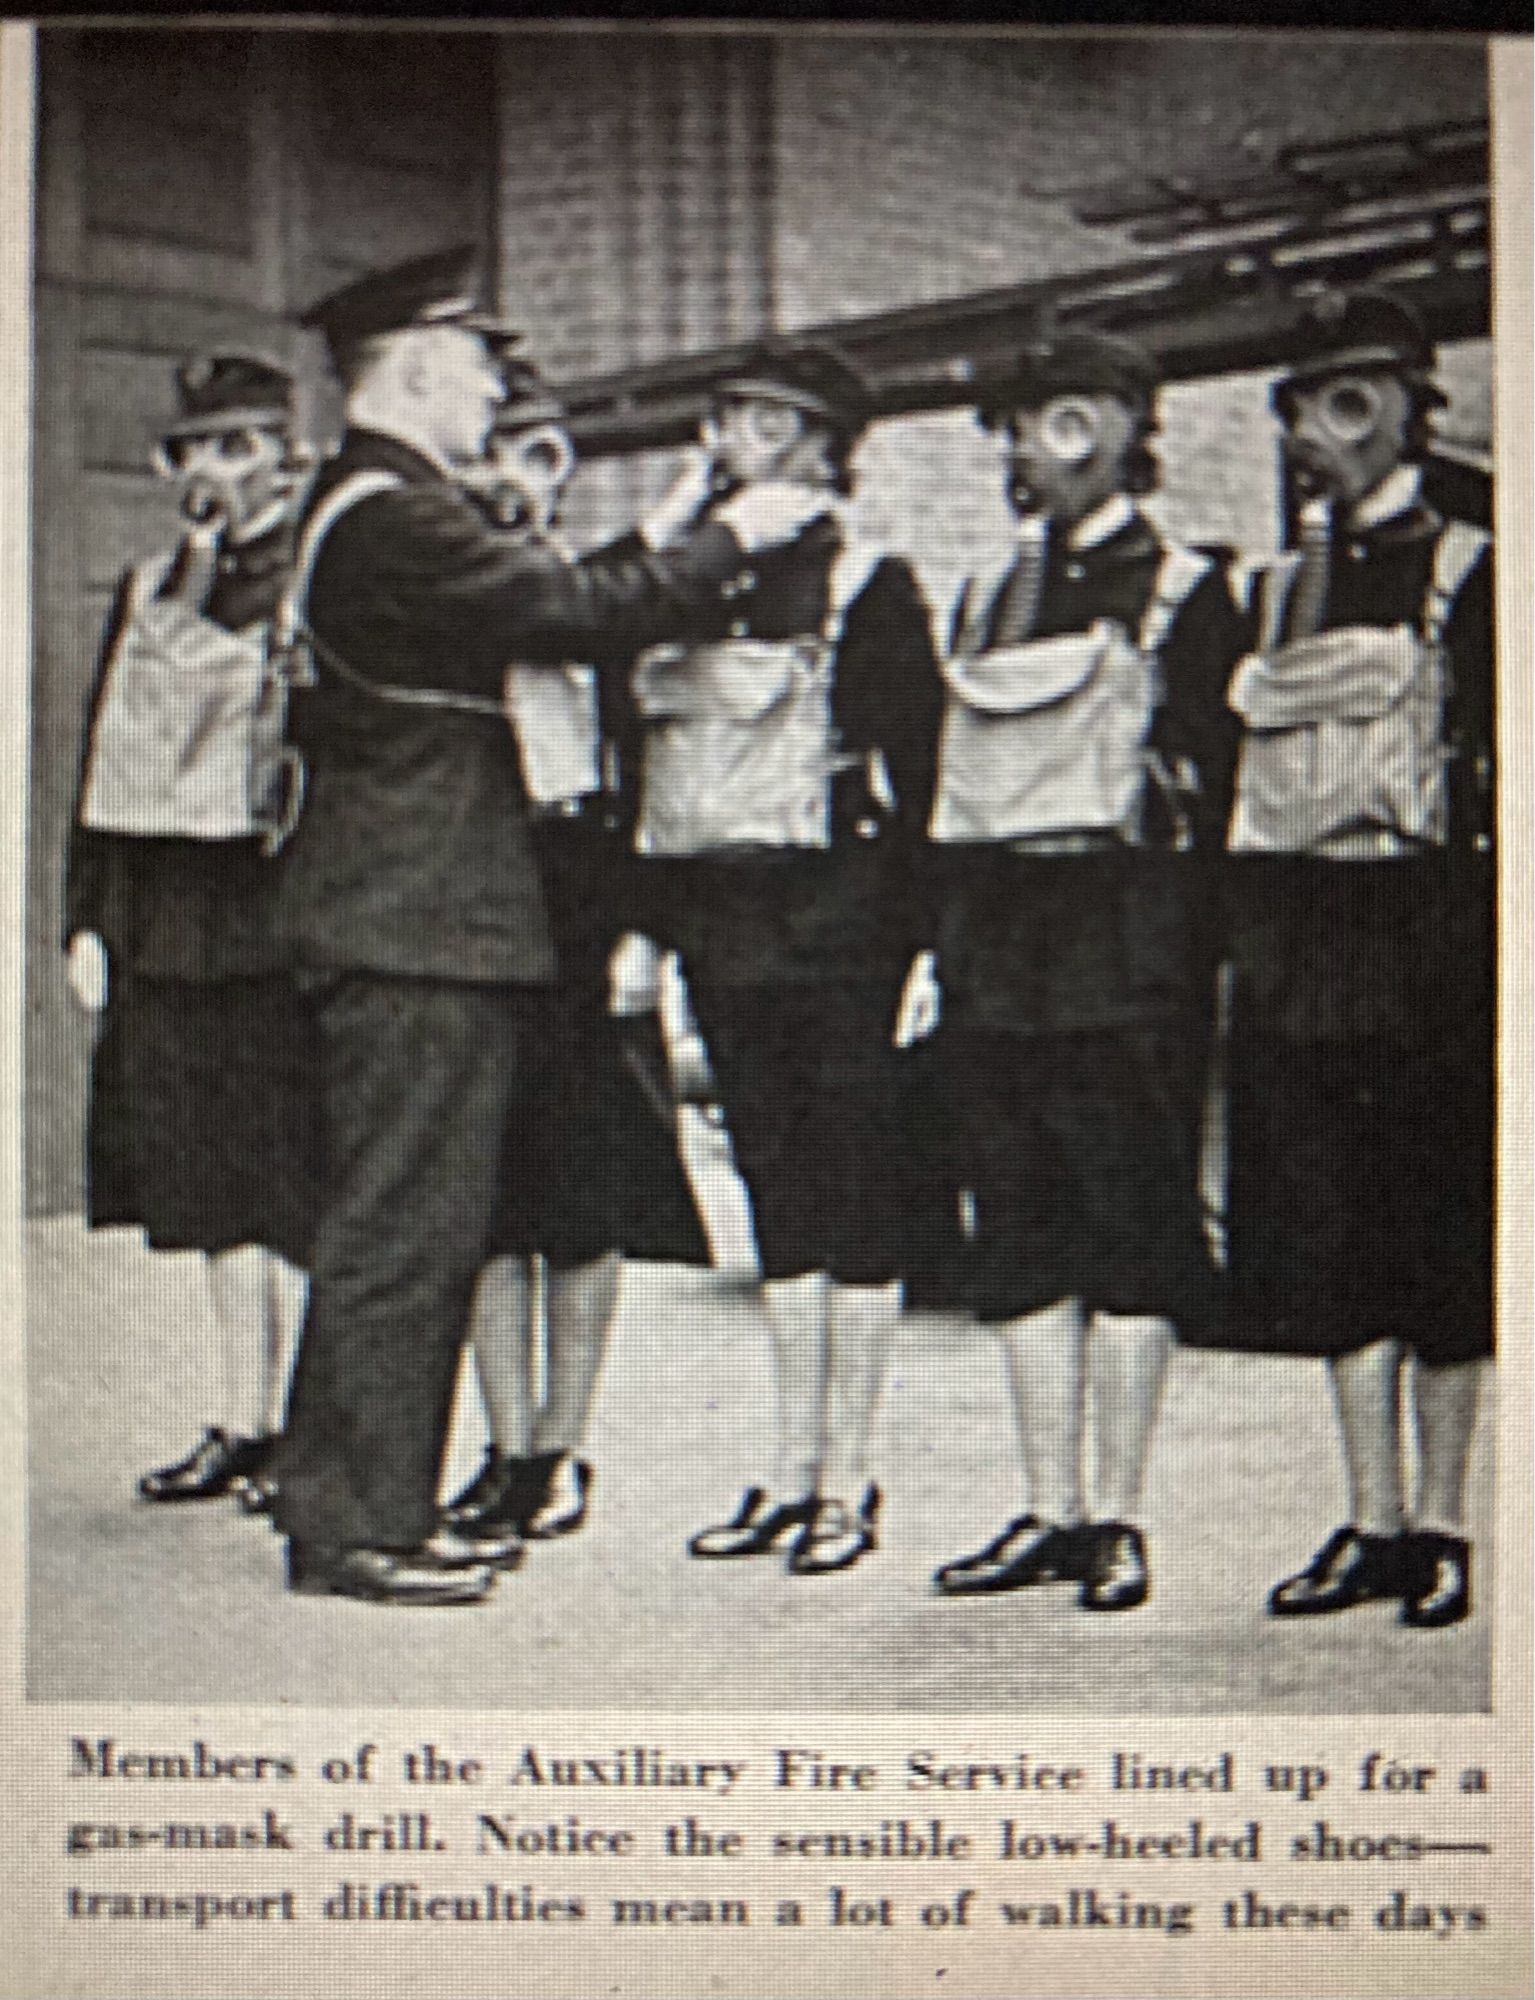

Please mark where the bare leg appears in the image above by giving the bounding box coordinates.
[1328,1337,1406,1537]
[1088,1312,1173,1522]
[466,1254,536,1455]
[1410,1355,1486,1533]
[532,1251,622,1454]
[999,1298,1088,1526]
[205,1244,270,1439]
[259,1251,307,1438]
[818,1279,900,1498]
[761,1271,829,1497]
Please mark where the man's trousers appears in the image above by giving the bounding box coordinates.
[272,973,534,1551]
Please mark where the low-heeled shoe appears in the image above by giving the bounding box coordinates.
[443,1447,525,1527]
[138,1428,275,1503]
[933,1515,1087,1596]
[285,1541,497,1605]
[1400,1531,1471,1628]
[688,1487,817,1558]
[523,1454,592,1539]
[1267,1526,1405,1616]
[422,1522,525,1571]
[788,1485,880,1576]
[1079,1521,1150,1611]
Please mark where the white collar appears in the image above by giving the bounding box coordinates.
[1348,463,1422,532]
[1066,492,1136,551]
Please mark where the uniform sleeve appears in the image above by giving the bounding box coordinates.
[1443,540,1495,852]
[1155,562,1247,854]
[63,573,135,947]
[315,484,748,697]
[833,557,945,833]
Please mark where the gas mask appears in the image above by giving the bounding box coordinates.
[465,422,577,536]
[153,425,313,539]
[1002,395,1137,518]
[1273,373,1395,501]
[701,399,813,497]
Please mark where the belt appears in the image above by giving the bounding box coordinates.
[1003,832,1125,858]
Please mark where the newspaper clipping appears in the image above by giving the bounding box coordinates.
[1,17,1529,1999]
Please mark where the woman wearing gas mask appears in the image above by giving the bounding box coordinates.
[1214,291,1494,1629]
[66,355,316,1506]
[441,364,711,1544]
[908,331,1244,1612]
[623,341,944,1577]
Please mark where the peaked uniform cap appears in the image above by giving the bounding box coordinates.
[711,338,873,436]
[299,243,521,364]
[492,358,568,434]
[1277,288,1445,399]
[163,354,294,439]
[976,330,1161,423]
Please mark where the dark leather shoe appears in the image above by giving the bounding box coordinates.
[934,1515,1088,1596]
[421,1523,525,1571]
[1400,1531,1471,1628]
[138,1428,275,1502]
[788,1485,880,1576]
[286,1541,497,1605]
[523,1454,592,1539]
[443,1448,524,1527]
[688,1487,818,1558]
[1080,1521,1150,1611]
[1268,1526,1405,1616]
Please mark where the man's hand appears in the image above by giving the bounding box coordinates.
[714,480,838,555]
[894,950,941,1048]
[66,932,109,1013]
[155,520,223,614]
[640,448,718,552]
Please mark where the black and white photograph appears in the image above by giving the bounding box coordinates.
[18,20,1506,1719]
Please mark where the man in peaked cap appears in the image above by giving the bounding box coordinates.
[1211,288,1494,1630]
[912,325,1244,1613]
[67,352,315,1512]
[267,245,830,1605]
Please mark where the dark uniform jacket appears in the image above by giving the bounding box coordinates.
[1227,482,1495,1045]
[66,520,292,983]
[273,427,748,984]
[934,504,1245,1037]
[614,513,945,987]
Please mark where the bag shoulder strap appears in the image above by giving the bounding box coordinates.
[1137,543,1211,657]
[1425,520,1489,645]
[280,468,506,720]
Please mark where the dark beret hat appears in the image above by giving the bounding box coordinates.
[976,330,1161,423]
[492,358,568,434]
[712,338,873,437]
[299,243,520,365]
[163,354,294,439]
[1275,287,1443,398]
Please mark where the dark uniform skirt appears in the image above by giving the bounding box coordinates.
[487,991,709,1271]
[684,977,914,1287]
[942,1023,1216,1329]
[1212,855,1494,1364]
[87,970,319,1266]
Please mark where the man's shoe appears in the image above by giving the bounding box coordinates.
[421,1523,525,1571]
[443,1448,524,1527]
[933,1515,1088,1596]
[523,1454,592,1539]
[285,1541,497,1605]
[1080,1521,1150,1611]
[1267,1526,1405,1616]
[688,1487,818,1558]
[788,1486,881,1576]
[138,1428,274,1502]
[1400,1531,1471,1628]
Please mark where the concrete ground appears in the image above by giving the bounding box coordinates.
[26,1211,1492,1713]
